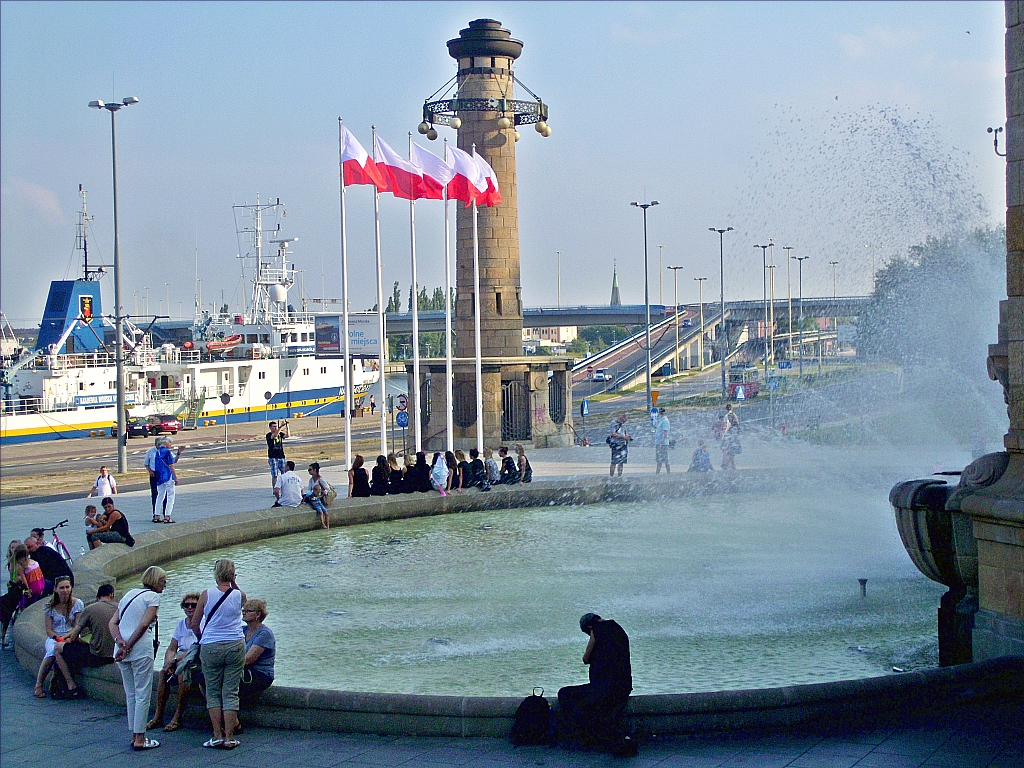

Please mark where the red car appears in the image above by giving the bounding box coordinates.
[147,414,181,435]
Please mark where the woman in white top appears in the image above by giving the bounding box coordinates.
[109,566,166,751]
[188,558,246,750]
[430,452,449,496]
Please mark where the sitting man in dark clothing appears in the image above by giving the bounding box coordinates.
[25,534,73,593]
[497,446,520,484]
[557,613,635,754]
[465,448,490,490]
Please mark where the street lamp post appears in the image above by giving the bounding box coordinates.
[709,227,733,400]
[829,260,839,356]
[89,96,138,475]
[791,254,809,377]
[668,266,684,372]
[631,200,659,412]
[658,245,664,305]
[766,264,776,367]
[694,277,707,368]
[782,246,794,359]
[556,251,561,308]
[754,244,770,371]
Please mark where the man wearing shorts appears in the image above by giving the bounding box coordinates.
[266,421,289,488]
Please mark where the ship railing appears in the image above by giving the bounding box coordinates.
[177,350,203,364]
[46,352,119,370]
[151,386,186,402]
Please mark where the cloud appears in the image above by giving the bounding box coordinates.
[4,177,64,227]
[839,25,921,60]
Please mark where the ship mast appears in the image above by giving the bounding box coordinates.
[76,185,102,282]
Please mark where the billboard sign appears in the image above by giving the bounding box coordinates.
[315,313,380,357]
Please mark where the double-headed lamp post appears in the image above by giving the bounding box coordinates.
[89,96,139,474]
[694,276,707,367]
[667,266,684,372]
[631,200,659,412]
[709,227,733,400]
[754,244,770,370]
[791,254,809,377]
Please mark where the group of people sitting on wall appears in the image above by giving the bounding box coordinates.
[345,445,534,500]
[2,530,76,647]
[22,557,273,752]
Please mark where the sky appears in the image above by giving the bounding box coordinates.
[0,1,1007,327]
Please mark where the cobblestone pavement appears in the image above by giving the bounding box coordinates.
[3,657,1021,768]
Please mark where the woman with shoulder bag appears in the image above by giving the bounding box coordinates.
[188,558,246,750]
[109,566,167,751]
[304,463,332,529]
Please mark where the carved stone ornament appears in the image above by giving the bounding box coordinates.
[945,451,1012,511]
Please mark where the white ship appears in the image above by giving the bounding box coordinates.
[0,193,377,444]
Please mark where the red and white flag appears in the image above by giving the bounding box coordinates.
[374,134,429,200]
[410,142,455,200]
[340,125,386,190]
[444,145,489,207]
[473,152,502,207]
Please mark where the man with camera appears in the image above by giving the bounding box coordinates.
[266,420,290,489]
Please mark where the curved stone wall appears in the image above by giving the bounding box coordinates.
[13,475,1024,736]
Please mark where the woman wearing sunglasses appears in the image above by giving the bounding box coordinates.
[146,592,200,732]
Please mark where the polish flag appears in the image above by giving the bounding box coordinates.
[410,142,455,200]
[444,145,489,207]
[473,152,502,207]
[374,134,429,200]
[340,125,386,190]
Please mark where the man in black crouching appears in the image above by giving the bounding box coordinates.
[557,612,636,756]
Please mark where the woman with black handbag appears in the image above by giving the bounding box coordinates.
[109,566,167,751]
[189,558,246,750]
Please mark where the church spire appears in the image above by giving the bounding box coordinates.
[610,260,621,306]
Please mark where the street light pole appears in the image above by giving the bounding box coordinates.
[668,266,684,372]
[754,244,770,371]
[766,264,776,367]
[658,245,664,305]
[89,96,138,475]
[792,254,809,377]
[782,246,794,358]
[709,227,733,400]
[631,200,659,412]
[694,277,707,368]
[556,251,561,308]
[829,260,839,356]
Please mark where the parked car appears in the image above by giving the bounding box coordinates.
[111,417,151,439]
[147,414,181,435]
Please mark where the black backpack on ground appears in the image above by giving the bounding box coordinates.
[510,687,552,746]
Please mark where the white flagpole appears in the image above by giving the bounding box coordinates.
[408,133,422,453]
[338,118,352,471]
[472,143,484,456]
[372,126,388,457]
[443,139,454,453]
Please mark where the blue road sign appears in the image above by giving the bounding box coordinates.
[778,360,793,369]
[767,378,780,391]
[650,407,659,425]
[736,385,746,401]
[580,399,589,417]
[396,411,409,428]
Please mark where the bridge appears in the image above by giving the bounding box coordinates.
[382,296,868,334]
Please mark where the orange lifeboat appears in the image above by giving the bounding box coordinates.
[205,334,243,353]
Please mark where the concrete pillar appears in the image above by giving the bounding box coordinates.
[958,1,1024,660]
[448,19,524,359]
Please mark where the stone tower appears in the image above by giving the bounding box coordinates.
[448,19,524,358]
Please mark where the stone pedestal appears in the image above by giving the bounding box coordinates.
[407,357,574,451]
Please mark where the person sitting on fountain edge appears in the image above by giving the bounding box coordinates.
[557,612,635,756]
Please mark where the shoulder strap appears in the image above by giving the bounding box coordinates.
[205,586,234,624]
[119,588,153,620]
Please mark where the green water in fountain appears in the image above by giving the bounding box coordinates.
[158,489,943,696]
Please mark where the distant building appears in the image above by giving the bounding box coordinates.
[610,262,621,306]
[522,325,578,354]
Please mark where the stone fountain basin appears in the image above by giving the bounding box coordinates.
[13,477,1024,735]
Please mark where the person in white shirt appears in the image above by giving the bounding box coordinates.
[273,461,303,507]
[146,592,200,732]
[109,566,166,751]
[87,466,117,498]
[654,408,672,474]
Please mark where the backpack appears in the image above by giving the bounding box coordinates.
[510,687,552,746]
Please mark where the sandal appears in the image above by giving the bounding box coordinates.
[132,738,160,751]
[34,687,46,698]
[221,740,241,750]
[163,720,180,732]
[203,739,224,749]
[152,517,162,524]
[162,518,176,524]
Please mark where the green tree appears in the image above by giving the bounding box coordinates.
[385,281,402,313]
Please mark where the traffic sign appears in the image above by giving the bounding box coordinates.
[651,390,659,406]
[767,378,780,391]
[778,360,793,370]
[587,366,594,380]
[650,407,659,425]
[396,393,409,411]
[219,393,231,405]
[580,399,589,417]
[396,411,409,428]
[736,385,746,401]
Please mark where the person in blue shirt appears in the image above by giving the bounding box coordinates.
[153,437,179,524]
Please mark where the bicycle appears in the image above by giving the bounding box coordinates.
[40,520,73,567]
